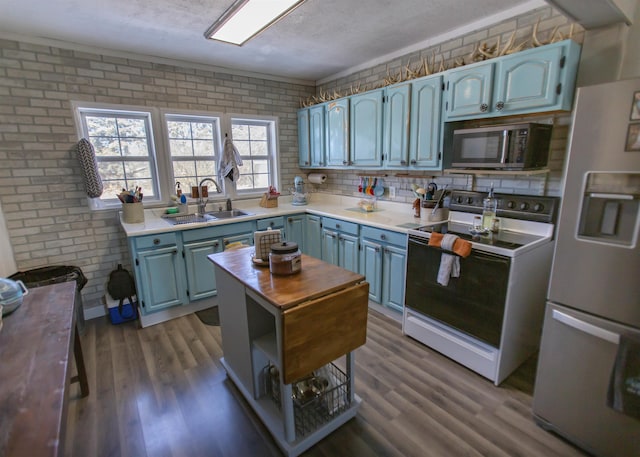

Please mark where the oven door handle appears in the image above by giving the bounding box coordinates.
[552,309,619,344]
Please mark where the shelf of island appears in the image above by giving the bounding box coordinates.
[207,247,369,457]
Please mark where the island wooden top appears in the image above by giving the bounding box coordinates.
[208,247,366,310]
[0,281,76,457]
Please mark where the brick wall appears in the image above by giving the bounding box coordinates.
[308,5,583,203]
[0,39,314,314]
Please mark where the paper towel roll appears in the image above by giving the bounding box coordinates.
[307,173,327,184]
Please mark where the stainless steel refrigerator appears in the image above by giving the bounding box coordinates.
[533,77,640,456]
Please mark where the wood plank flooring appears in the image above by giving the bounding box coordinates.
[64,309,587,457]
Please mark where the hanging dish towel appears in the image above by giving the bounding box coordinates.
[219,136,243,182]
[607,333,640,420]
[437,234,461,286]
[76,138,103,198]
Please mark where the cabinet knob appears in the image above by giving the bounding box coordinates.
[480,103,489,112]
[336,224,341,229]
[269,221,274,227]
[153,238,160,245]
[401,160,407,165]
[495,101,504,111]
[343,160,348,165]
[380,234,386,240]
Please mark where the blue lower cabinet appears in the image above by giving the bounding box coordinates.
[136,244,188,313]
[183,238,222,300]
[360,226,407,313]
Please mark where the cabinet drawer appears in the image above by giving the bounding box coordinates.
[134,232,177,250]
[257,216,284,230]
[322,217,358,236]
[182,226,219,243]
[360,225,406,247]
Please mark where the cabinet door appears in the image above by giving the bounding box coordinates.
[360,239,382,302]
[321,228,339,266]
[305,214,322,259]
[309,105,325,167]
[325,99,350,167]
[493,45,563,114]
[409,75,443,169]
[339,233,359,273]
[383,83,411,167]
[382,244,406,313]
[183,238,222,300]
[137,246,187,313]
[350,89,383,167]
[297,108,311,167]
[445,63,494,119]
[285,214,305,251]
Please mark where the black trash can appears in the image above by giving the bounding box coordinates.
[9,265,88,334]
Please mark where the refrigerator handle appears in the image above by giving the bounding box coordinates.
[552,309,620,344]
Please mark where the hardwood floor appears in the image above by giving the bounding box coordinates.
[64,309,587,457]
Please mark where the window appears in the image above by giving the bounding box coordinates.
[77,107,159,203]
[231,117,278,195]
[166,114,221,195]
[73,102,279,209]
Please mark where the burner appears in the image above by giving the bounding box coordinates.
[414,222,538,250]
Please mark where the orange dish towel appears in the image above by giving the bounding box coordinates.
[428,232,472,258]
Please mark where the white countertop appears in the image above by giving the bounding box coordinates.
[119,193,445,237]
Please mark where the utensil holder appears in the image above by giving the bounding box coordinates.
[122,202,144,223]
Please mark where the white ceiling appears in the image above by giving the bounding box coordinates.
[0,0,548,84]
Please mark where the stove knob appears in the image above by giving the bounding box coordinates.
[519,202,529,210]
[534,203,544,212]
[507,200,516,209]
[466,197,474,204]
[455,196,463,203]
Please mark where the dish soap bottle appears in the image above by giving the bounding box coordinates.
[482,183,497,231]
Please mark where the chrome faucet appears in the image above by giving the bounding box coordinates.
[197,178,221,215]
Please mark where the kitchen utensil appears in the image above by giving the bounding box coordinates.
[0,277,28,316]
[374,178,384,196]
[426,182,437,200]
[358,177,363,193]
[369,178,376,195]
[432,184,447,215]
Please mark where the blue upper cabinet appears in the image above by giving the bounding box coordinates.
[408,75,443,169]
[325,99,350,167]
[350,89,384,167]
[383,83,411,168]
[444,40,581,121]
[297,108,311,167]
[308,104,326,167]
[445,64,494,119]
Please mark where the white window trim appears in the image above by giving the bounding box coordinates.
[72,102,281,210]
[226,113,281,200]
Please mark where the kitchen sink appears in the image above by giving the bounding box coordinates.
[161,213,217,225]
[205,209,252,219]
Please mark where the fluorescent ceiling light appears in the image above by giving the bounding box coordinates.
[204,0,305,46]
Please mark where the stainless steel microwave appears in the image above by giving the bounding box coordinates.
[451,123,552,170]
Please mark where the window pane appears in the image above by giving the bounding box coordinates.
[252,159,269,173]
[193,139,214,156]
[232,124,249,139]
[192,123,213,139]
[170,139,193,156]
[92,137,120,157]
[236,174,254,190]
[167,121,191,138]
[87,116,117,136]
[117,118,146,138]
[249,125,267,140]
[250,141,268,156]
[120,138,149,157]
[234,141,251,155]
[98,162,125,181]
[253,173,269,188]
[124,161,152,179]
[195,160,216,176]
[172,161,196,179]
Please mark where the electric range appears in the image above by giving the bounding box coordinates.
[403,190,560,385]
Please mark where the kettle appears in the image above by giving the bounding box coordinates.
[0,277,28,316]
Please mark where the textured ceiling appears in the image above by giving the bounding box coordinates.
[0,0,546,83]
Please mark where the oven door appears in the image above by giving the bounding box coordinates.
[451,126,510,168]
[405,235,511,347]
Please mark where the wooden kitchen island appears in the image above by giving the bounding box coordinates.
[208,247,369,457]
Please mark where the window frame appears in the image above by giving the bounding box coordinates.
[72,102,281,210]
[225,113,280,199]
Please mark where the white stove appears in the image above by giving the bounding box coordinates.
[403,190,559,385]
